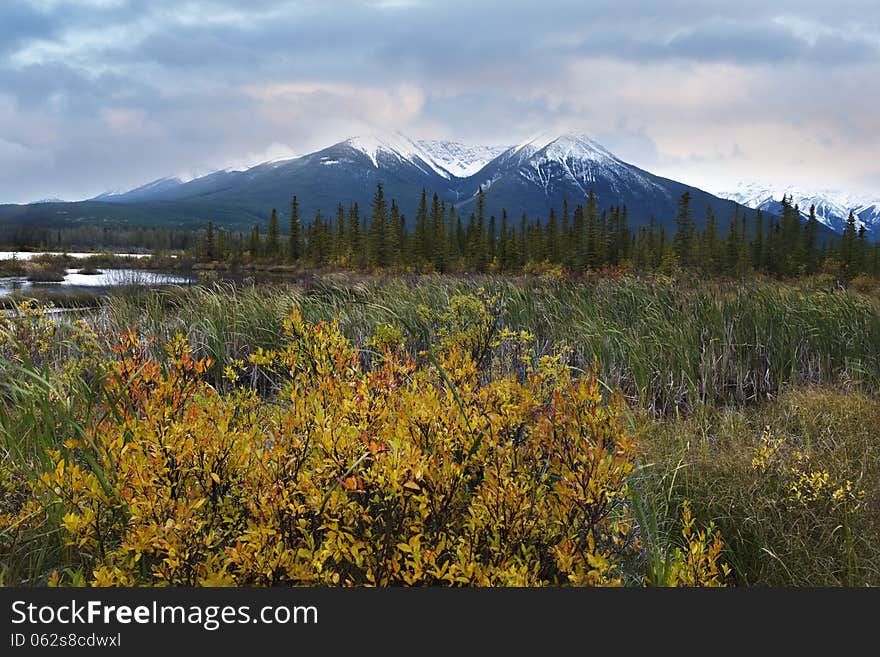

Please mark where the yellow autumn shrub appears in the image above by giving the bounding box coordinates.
[4,303,645,587]
[1,294,732,587]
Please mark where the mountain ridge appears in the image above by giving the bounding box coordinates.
[0,133,841,243]
[718,182,879,236]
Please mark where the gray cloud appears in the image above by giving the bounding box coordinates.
[1,0,879,203]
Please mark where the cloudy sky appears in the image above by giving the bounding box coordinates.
[1,0,879,204]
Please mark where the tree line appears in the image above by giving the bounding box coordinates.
[0,224,198,253]
[198,184,879,281]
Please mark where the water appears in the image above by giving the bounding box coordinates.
[0,251,150,261]
[0,268,193,298]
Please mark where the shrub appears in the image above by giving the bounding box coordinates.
[2,302,659,586]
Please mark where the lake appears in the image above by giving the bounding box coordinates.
[0,251,151,261]
[0,268,194,298]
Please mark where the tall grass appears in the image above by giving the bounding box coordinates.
[639,387,880,585]
[98,275,880,412]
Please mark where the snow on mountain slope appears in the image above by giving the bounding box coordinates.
[342,133,509,180]
[85,133,871,240]
[92,132,661,203]
[415,140,509,178]
[343,133,454,179]
[92,176,185,202]
[514,133,664,197]
[718,182,879,234]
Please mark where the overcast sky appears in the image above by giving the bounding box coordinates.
[1,0,879,204]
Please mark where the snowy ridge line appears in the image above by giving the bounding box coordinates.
[718,182,879,233]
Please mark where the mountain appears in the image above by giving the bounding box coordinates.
[414,140,509,178]
[0,133,836,242]
[92,177,186,203]
[718,183,879,237]
[462,132,709,225]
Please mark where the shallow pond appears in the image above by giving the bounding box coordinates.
[0,251,150,261]
[0,268,194,298]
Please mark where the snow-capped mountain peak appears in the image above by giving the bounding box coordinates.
[343,132,456,179]
[504,131,660,199]
[537,133,616,162]
[344,133,422,169]
[91,176,184,202]
[415,140,509,178]
[718,182,879,235]
[343,132,510,180]
[509,132,616,164]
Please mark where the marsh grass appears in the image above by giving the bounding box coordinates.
[97,275,879,411]
[639,388,880,585]
[25,266,66,283]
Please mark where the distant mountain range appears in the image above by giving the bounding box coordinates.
[0,133,844,242]
[718,183,879,237]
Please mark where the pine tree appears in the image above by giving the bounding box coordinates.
[388,200,401,266]
[596,209,608,267]
[335,204,346,262]
[585,190,598,269]
[572,203,586,272]
[348,203,363,269]
[455,214,467,260]
[367,183,388,268]
[205,220,215,260]
[398,208,408,266]
[766,217,781,277]
[606,206,619,266]
[249,224,261,257]
[700,205,718,274]
[413,189,428,264]
[216,228,226,260]
[646,217,658,269]
[488,215,497,264]
[751,209,764,271]
[840,210,858,280]
[447,206,460,266]
[672,191,694,266]
[561,199,571,267]
[779,195,803,276]
[617,205,630,263]
[267,208,280,257]
[657,223,668,270]
[499,210,509,271]
[546,208,559,263]
[429,193,443,271]
[288,197,302,261]
[725,206,741,273]
[803,205,818,274]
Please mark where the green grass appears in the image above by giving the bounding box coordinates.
[96,274,880,411]
[639,387,880,586]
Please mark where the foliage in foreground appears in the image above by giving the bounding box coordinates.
[641,387,880,586]
[0,299,727,586]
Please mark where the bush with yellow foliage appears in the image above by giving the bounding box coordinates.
[1,293,730,587]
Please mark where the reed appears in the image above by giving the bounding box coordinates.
[93,275,880,412]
